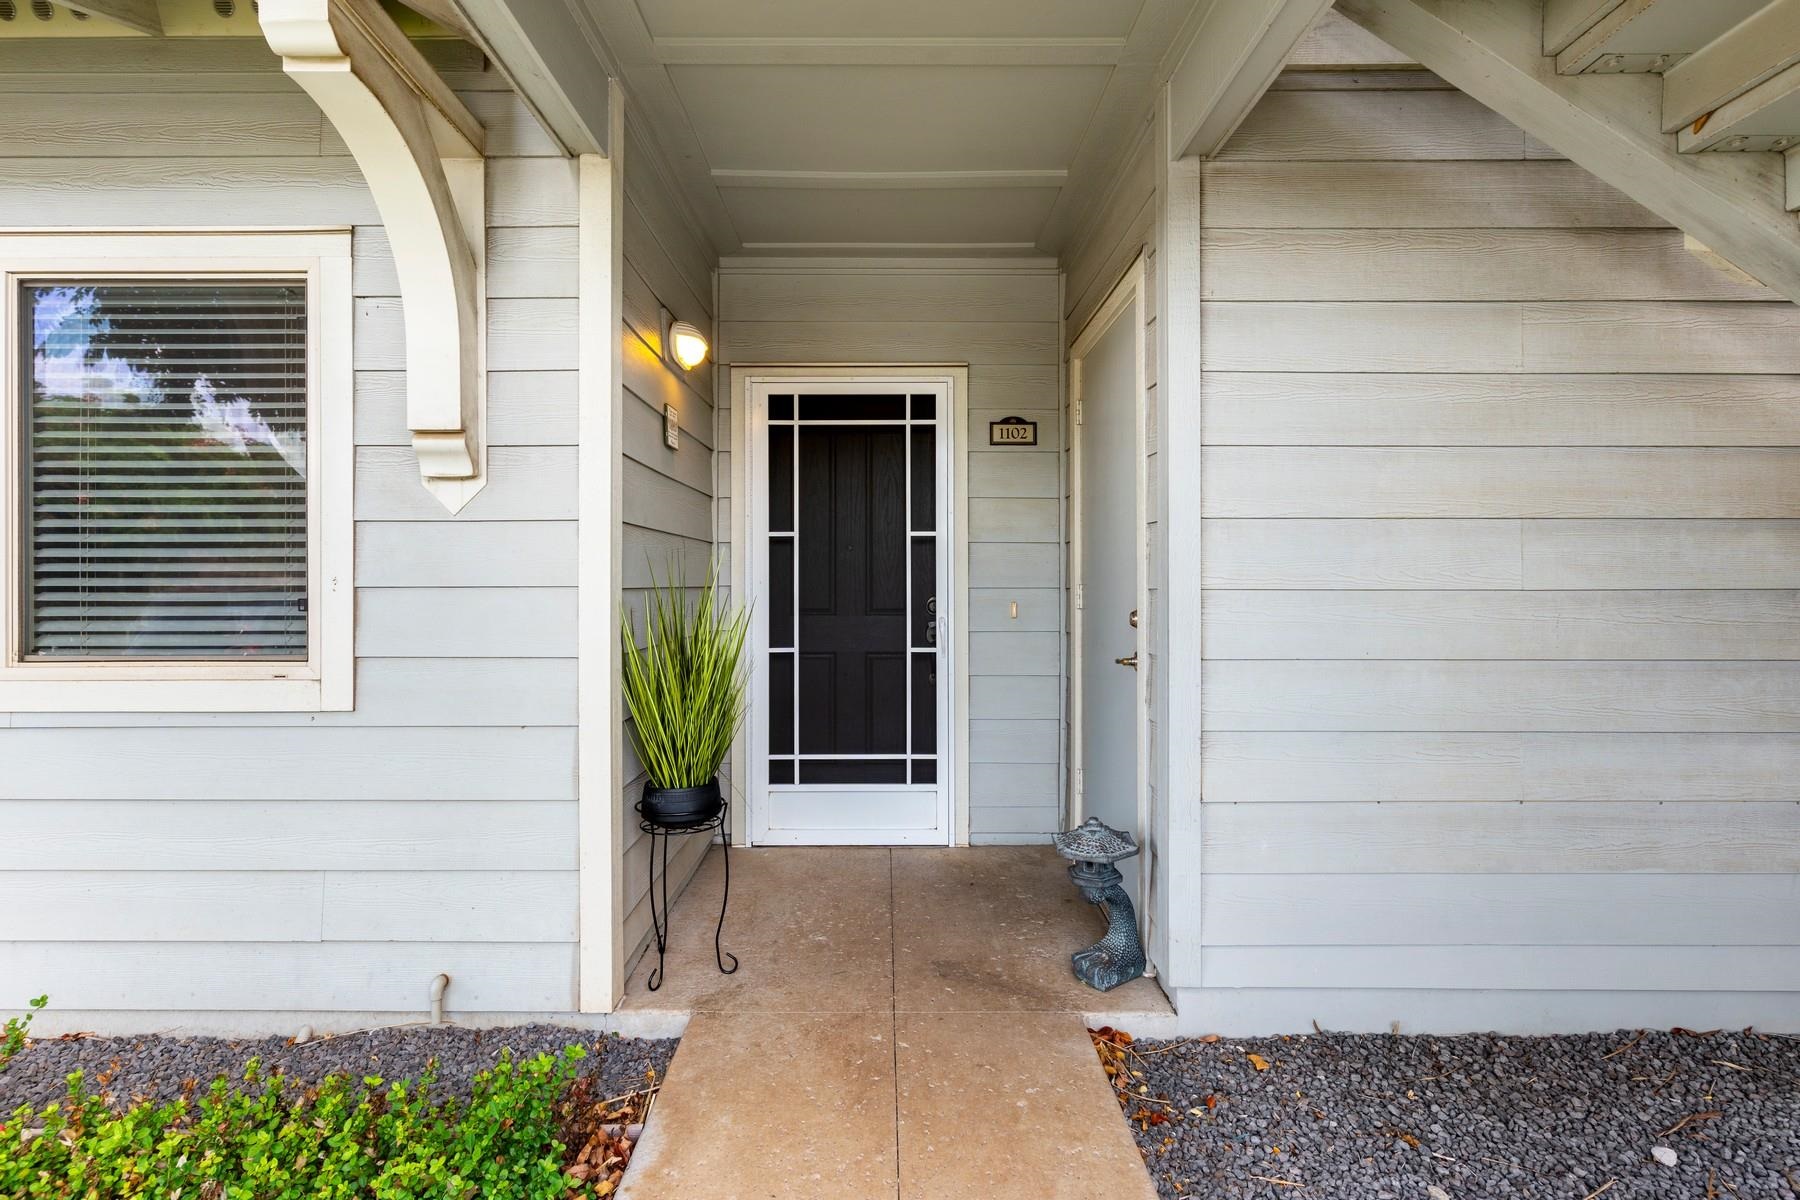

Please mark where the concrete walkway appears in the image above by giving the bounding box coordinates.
[617,846,1169,1200]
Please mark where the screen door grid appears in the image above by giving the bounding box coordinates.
[767,393,938,787]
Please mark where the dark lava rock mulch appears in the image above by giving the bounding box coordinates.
[0,1024,676,1113]
[1115,1028,1800,1199]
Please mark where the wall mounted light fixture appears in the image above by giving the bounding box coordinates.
[669,320,709,370]
[659,306,709,371]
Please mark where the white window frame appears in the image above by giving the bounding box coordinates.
[0,229,353,712]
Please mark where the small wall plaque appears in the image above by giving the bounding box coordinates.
[988,416,1038,446]
[664,403,680,450]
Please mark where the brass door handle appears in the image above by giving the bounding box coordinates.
[1115,653,1138,668]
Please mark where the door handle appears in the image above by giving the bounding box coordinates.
[1115,653,1138,669]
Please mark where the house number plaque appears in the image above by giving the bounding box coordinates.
[988,416,1038,446]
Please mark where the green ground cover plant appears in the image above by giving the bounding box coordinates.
[0,1045,636,1199]
[1,996,47,1075]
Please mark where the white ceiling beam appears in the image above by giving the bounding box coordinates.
[48,0,160,35]
[261,0,489,511]
[1663,0,1800,133]
[711,169,1068,190]
[652,37,1125,67]
[438,0,613,156]
[735,241,1043,257]
[1165,0,1337,159]
[1338,0,1800,303]
[720,255,1060,272]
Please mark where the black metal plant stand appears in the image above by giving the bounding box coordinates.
[636,797,737,992]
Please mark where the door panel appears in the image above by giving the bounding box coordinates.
[797,425,908,754]
[1077,304,1143,907]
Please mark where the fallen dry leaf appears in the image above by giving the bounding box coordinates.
[1247,1053,1272,1072]
[1657,1110,1723,1138]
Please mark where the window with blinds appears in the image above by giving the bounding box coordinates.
[20,279,309,661]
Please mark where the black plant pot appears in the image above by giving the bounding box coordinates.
[641,777,723,827]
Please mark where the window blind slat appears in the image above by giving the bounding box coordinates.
[23,280,309,661]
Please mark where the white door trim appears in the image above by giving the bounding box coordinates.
[728,365,970,847]
[1066,258,1150,909]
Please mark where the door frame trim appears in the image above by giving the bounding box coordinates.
[1066,258,1150,908]
[727,364,970,847]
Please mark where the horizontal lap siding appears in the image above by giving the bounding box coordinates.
[618,124,719,964]
[717,268,1064,844]
[0,41,581,1018]
[1193,76,1800,1024]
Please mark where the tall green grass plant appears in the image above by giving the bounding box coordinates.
[619,563,749,789]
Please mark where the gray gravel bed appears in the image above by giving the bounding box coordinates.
[0,1024,676,1113]
[1117,1028,1799,1199]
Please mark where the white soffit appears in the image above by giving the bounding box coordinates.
[639,0,1140,40]
[588,0,1190,257]
[671,65,1112,172]
[719,185,1064,248]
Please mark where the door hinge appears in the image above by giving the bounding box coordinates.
[1074,767,1084,799]
[1074,584,1083,610]
[1073,397,1083,426]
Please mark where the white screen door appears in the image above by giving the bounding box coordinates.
[747,379,954,845]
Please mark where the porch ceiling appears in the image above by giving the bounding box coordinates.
[578,0,1200,258]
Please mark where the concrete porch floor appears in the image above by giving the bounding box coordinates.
[617,845,1170,1200]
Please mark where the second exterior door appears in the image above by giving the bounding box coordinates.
[1073,286,1146,911]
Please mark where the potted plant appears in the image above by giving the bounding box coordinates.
[620,564,750,826]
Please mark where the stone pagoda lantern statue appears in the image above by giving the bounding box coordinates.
[1052,817,1146,992]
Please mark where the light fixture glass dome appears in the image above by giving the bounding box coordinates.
[669,320,709,370]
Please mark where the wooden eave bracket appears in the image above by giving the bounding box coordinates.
[261,0,489,513]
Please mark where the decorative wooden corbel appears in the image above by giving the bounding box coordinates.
[260,0,488,512]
